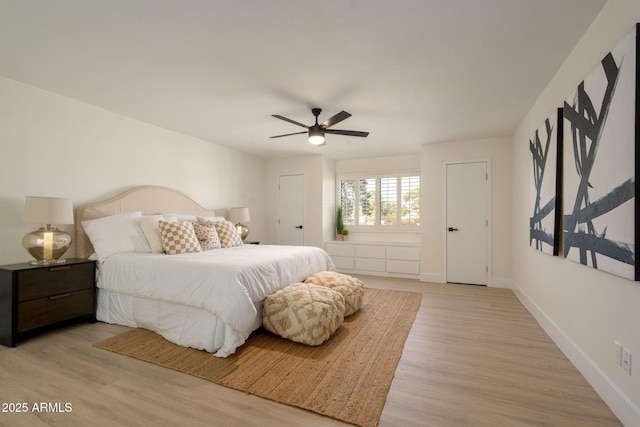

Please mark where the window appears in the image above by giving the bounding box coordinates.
[337,171,420,231]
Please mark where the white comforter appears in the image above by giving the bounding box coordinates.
[97,245,335,354]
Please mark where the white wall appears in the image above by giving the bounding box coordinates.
[335,154,420,175]
[322,156,337,243]
[0,76,266,264]
[512,0,640,424]
[421,137,513,286]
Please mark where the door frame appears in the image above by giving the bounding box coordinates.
[443,159,492,285]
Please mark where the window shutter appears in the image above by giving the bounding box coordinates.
[339,179,356,225]
[337,172,420,231]
[401,175,420,226]
[380,177,398,226]
[358,178,377,225]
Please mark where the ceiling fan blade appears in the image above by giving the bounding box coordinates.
[321,111,351,128]
[269,131,307,139]
[325,129,369,137]
[272,114,309,128]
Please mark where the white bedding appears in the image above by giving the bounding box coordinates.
[97,289,260,357]
[96,244,335,356]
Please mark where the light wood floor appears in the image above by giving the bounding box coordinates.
[0,277,622,427]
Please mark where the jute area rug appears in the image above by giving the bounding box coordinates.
[94,288,421,427]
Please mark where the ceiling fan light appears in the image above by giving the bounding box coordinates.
[308,135,325,145]
[308,127,325,146]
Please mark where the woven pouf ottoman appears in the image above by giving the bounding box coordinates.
[304,271,365,316]
[262,282,345,346]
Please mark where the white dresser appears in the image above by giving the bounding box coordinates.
[325,241,420,279]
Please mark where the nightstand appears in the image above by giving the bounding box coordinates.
[243,241,260,245]
[0,258,96,347]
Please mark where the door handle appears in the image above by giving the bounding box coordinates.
[295,225,303,229]
[448,227,458,232]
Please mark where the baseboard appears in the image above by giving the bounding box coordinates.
[420,272,445,283]
[335,269,420,280]
[513,284,640,427]
[420,274,514,287]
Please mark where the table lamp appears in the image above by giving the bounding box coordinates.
[229,207,250,241]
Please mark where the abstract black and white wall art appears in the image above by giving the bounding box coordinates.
[563,23,639,281]
[530,108,563,256]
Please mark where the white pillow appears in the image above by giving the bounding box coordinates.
[82,211,148,261]
[161,213,197,222]
[137,215,166,253]
[197,215,226,224]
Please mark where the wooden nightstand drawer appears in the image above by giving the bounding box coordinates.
[18,289,94,332]
[18,263,94,302]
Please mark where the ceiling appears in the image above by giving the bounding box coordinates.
[1,0,606,160]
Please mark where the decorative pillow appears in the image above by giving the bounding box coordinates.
[137,215,165,253]
[304,271,365,317]
[213,221,243,248]
[158,221,202,255]
[262,283,345,346]
[82,211,148,261]
[192,222,221,250]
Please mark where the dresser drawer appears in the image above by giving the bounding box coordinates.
[355,245,385,259]
[355,258,386,272]
[326,243,355,257]
[386,246,420,261]
[17,263,94,302]
[387,260,420,275]
[332,256,355,270]
[17,289,94,333]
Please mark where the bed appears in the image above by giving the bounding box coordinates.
[76,186,335,357]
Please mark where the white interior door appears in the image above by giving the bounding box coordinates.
[446,162,488,285]
[278,174,305,246]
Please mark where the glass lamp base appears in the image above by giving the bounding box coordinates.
[235,223,249,241]
[22,227,72,264]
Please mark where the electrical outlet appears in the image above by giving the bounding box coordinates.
[615,341,623,367]
[622,348,632,376]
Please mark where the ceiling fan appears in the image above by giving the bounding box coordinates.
[270,108,369,146]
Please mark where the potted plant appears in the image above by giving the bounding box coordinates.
[341,229,349,241]
[336,206,344,240]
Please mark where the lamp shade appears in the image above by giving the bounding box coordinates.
[23,196,74,225]
[229,207,250,223]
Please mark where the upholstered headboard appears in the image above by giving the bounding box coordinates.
[75,186,226,259]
